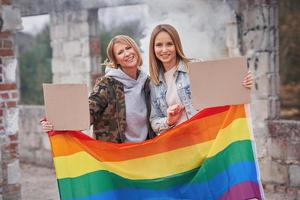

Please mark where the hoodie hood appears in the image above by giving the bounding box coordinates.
[105,68,147,89]
[105,67,149,143]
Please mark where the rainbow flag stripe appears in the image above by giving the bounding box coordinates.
[48,105,263,200]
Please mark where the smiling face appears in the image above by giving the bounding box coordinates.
[154,31,177,71]
[113,41,139,70]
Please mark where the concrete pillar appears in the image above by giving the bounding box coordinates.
[0,0,22,199]
[226,12,242,57]
[232,0,286,198]
[50,8,101,89]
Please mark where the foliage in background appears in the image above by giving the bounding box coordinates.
[19,19,144,105]
[279,0,300,119]
[279,0,300,85]
[19,26,52,105]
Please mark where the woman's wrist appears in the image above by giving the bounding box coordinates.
[166,118,175,127]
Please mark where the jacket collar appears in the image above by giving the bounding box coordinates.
[158,60,187,83]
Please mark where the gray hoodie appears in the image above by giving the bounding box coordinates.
[106,68,148,143]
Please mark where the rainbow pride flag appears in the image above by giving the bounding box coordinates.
[48,105,263,200]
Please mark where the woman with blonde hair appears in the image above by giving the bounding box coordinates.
[42,35,155,143]
[149,24,253,133]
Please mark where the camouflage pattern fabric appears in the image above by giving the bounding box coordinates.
[89,75,155,143]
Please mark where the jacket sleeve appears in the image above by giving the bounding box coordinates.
[149,84,173,134]
[88,77,109,125]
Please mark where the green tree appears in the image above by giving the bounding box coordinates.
[19,25,52,105]
[279,0,300,119]
[279,0,300,84]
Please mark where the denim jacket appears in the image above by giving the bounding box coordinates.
[150,60,197,133]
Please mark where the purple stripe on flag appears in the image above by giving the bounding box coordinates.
[219,181,262,200]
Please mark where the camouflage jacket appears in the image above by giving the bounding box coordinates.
[89,75,156,143]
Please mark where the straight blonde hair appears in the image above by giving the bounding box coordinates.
[106,35,143,69]
[149,24,190,85]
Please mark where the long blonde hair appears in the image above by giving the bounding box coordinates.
[149,24,190,85]
[105,35,143,69]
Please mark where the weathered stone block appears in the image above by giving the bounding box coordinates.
[50,12,63,25]
[64,10,88,24]
[268,96,280,120]
[289,165,300,187]
[286,187,298,199]
[269,73,279,96]
[269,4,278,27]
[254,136,268,158]
[268,120,300,138]
[34,150,53,167]
[270,51,279,74]
[50,40,64,58]
[73,57,91,73]
[26,132,41,150]
[53,72,90,85]
[226,23,239,49]
[252,74,271,98]
[2,142,19,162]
[1,6,22,32]
[19,147,34,163]
[81,38,91,57]
[69,22,90,39]
[268,137,287,160]
[52,59,71,73]
[253,124,269,137]
[50,24,68,39]
[5,184,21,199]
[243,29,270,52]
[250,52,270,76]
[7,160,20,185]
[41,134,51,151]
[52,74,62,84]
[18,105,44,134]
[260,157,288,184]
[268,27,277,51]
[264,192,286,200]
[3,108,18,136]
[251,99,269,122]
[63,41,81,57]
[2,59,17,83]
[242,5,269,29]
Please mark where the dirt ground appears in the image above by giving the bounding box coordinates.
[20,162,59,200]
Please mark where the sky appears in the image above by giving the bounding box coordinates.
[21,14,50,35]
[20,4,145,36]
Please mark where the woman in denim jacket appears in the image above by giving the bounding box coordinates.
[148,24,253,133]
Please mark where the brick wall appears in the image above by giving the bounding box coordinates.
[0,1,22,199]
